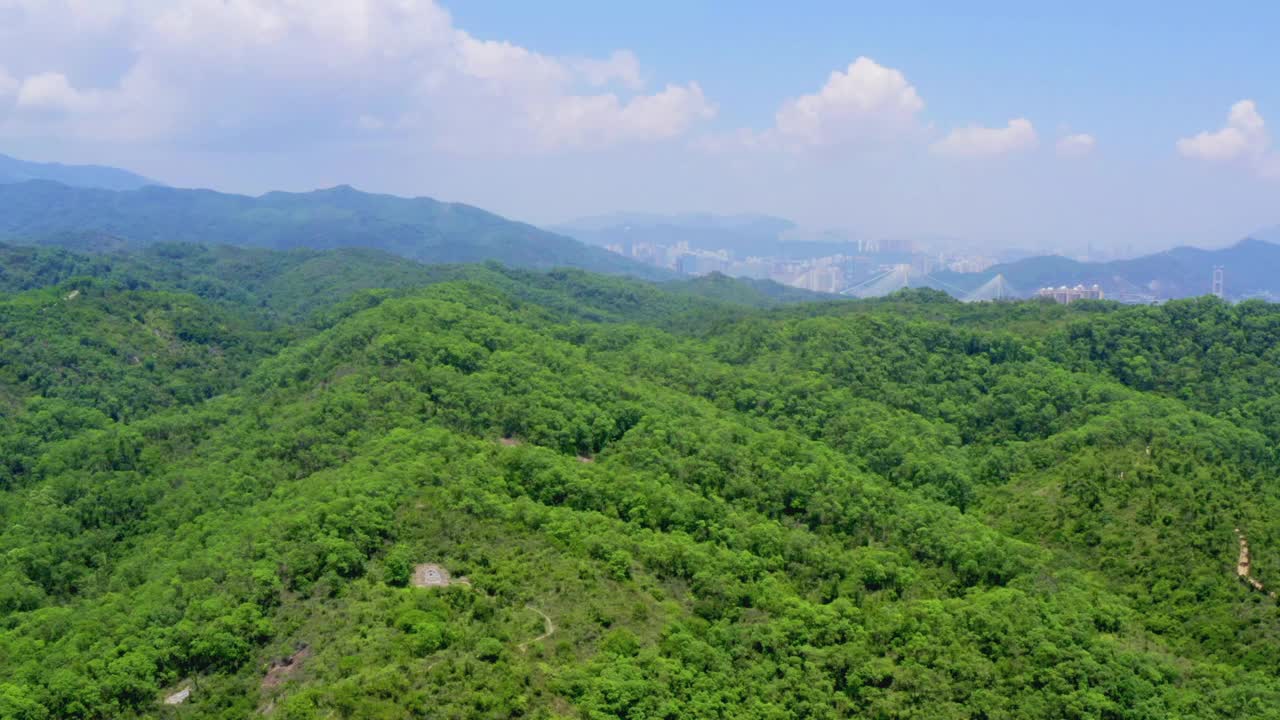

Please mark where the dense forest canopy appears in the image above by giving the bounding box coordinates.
[1,241,1278,719]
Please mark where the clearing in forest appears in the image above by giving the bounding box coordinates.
[412,563,470,588]
[262,645,312,689]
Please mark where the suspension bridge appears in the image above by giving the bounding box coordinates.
[840,267,1019,302]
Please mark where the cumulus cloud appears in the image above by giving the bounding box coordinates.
[697,55,1049,163]
[1177,100,1267,161]
[697,57,925,153]
[931,118,1038,157]
[1177,100,1279,179]
[0,0,714,152]
[1056,133,1095,157]
[773,57,925,145]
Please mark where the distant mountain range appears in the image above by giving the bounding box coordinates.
[934,237,1280,301]
[0,152,160,191]
[552,212,876,260]
[0,180,672,280]
[3,153,1276,300]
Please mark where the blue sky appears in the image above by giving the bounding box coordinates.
[451,1,1277,151]
[0,0,1277,254]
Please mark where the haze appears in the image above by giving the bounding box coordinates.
[2,0,1277,255]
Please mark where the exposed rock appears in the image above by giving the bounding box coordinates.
[164,687,191,705]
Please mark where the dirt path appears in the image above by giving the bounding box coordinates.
[1235,528,1278,599]
[517,606,555,653]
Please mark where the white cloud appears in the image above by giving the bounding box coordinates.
[1056,133,1095,157]
[931,118,1038,157]
[695,55,1042,162]
[16,72,99,112]
[1177,100,1279,179]
[0,0,713,152]
[531,83,715,149]
[696,56,926,153]
[571,50,644,90]
[774,57,925,146]
[1177,100,1267,161]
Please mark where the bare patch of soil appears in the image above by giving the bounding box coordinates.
[1235,528,1277,598]
[262,645,312,690]
[412,563,469,588]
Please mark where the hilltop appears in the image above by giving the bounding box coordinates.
[0,152,161,191]
[0,181,673,281]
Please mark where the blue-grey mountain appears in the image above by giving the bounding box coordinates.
[0,152,160,191]
[934,237,1280,301]
[0,181,671,280]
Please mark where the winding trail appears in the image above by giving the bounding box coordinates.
[1235,528,1278,599]
[517,606,556,653]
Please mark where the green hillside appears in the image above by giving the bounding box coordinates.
[0,243,798,326]
[663,271,833,307]
[1,254,1279,719]
[0,182,671,281]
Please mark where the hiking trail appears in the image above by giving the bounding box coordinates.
[517,606,555,652]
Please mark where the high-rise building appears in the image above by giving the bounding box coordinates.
[1212,267,1225,299]
[1037,284,1104,304]
[785,265,843,293]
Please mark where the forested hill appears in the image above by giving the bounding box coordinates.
[3,248,1280,719]
[0,242,811,323]
[0,180,672,280]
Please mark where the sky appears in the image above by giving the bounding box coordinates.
[0,0,1278,255]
